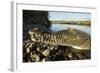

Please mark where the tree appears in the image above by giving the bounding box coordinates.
[23,10,51,40]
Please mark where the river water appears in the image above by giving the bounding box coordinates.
[50,24,91,35]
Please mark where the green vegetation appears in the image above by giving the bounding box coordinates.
[50,20,91,26]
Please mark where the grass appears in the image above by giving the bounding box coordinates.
[50,20,91,26]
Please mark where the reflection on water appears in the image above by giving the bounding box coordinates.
[50,24,91,35]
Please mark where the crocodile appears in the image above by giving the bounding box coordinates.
[28,28,91,51]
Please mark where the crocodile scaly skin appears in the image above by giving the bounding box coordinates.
[28,28,90,50]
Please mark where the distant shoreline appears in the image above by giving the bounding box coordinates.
[50,20,91,26]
